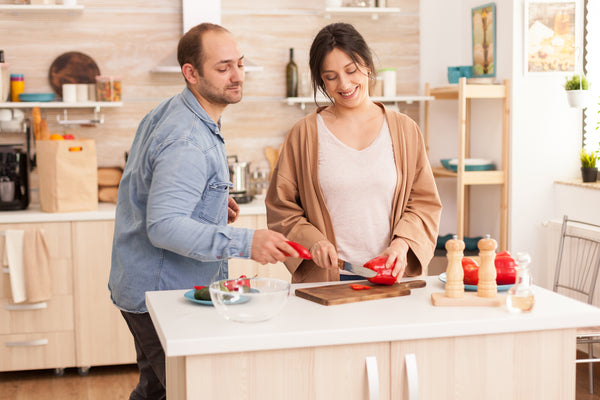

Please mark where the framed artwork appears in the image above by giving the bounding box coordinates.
[524,0,582,74]
[472,3,497,78]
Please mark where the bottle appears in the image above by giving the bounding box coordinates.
[286,48,298,98]
[506,252,536,313]
[10,74,24,102]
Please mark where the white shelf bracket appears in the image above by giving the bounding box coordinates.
[57,107,104,125]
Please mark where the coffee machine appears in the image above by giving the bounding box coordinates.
[0,114,31,210]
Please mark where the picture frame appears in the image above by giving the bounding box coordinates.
[524,0,582,74]
[472,3,497,78]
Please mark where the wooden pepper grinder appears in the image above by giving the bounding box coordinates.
[445,235,464,298]
[477,234,497,298]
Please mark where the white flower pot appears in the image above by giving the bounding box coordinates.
[566,90,590,109]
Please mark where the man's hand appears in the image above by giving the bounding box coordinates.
[251,230,298,264]
[228,196,239,224]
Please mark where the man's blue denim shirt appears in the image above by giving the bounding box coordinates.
[109,88,254,313]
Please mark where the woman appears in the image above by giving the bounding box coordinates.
[266,22,441,283]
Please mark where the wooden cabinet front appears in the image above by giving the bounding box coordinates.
[72,220,136,367]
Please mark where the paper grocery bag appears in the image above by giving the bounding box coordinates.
[36,139,98,213]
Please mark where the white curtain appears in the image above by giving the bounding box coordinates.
[584,0,600,151]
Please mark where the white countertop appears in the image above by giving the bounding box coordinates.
[0,197,267,224]
[146,276,600,358]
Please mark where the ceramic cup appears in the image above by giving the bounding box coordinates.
[76,84,88,102]
[62,83,77,103]
[447,67,461,84]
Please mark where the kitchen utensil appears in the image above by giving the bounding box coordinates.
[227,155,250,194]
[337,259,377,278]
[210,277,290,323]
[264,146,279,178]
[295,280,426,306]
[48,51,100,97]
[0,145,30,210]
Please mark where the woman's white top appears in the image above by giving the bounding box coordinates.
[317,113,397,270]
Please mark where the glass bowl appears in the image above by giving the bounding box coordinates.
[209,277,290,323]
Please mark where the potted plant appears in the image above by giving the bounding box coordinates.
[580,148,598,182]
[565,74,590,108]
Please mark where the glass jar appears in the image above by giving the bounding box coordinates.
[506,252,536,313]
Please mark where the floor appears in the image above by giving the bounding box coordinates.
[0,361,599,399]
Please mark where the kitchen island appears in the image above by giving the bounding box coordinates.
[147,276,600,400]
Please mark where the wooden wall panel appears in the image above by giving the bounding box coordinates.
[0,0,420,175]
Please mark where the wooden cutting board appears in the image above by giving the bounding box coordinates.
[295,280,426,306]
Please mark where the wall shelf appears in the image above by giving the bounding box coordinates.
[151,65,263,73]
[285,95,433,110]
[0,4,84,12]
[323,6,402,20]
[0,101,122,109]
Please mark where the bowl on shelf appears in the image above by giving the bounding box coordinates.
[440,158,495,172]
[209,277,290,323]
[18,93,55,102]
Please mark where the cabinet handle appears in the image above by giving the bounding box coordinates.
[405,353,419,400]
[4,302,47,311]
[6,338,49,347]
[365,356,380,400]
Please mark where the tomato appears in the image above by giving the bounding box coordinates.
[462,257,479,285]
[365,256,397,285]
[62,134,75,140]
[494,255,517,285]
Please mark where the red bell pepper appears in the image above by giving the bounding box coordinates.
[223,275,251,291]
[494,255,517,285]
[462,257,479,285]
[460,252,517,286]
[350,283,371,290]
[193,285,206,291]
[364,256,397,285]
[284,241,312,259]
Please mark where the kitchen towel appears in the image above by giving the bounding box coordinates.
[2,230,26,303]
[23,229,51,303]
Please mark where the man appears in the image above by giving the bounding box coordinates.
[108,23,297,400]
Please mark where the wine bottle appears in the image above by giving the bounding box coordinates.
[286,48,298,98]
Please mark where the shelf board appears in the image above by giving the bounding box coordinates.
[285,95,433,109]
[0,4,84,12]
[432,167,505,185]
[323,6,402,20]
[151,65,263,73]
[430,83,506,100]
[0,101,122,109]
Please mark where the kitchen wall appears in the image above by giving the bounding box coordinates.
[0,0,421,179]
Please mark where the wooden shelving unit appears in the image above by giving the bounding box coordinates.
[424,77,510,250]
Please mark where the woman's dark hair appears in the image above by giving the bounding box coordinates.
[309,22,376,104]
[177,23,229,77]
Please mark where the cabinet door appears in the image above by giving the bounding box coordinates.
[175,342,390,400]
[390,330,575,400]
[72,220,136,367]
[228,215,291,282]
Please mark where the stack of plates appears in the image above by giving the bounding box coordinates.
[440,158,494,172]
[18,93,55,102]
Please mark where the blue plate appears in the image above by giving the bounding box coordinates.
[440,158,495,172]
[183,288,254,306]
[18,93,56,102]
[439,272,513,292]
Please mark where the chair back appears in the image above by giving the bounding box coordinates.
[553,215,600,305]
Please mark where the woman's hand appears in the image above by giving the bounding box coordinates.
[381,237,409,282]
[309,239,339,269]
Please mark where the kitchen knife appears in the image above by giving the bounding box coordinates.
[337,260,377,278]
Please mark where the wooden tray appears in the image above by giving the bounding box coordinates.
[295,280,426,306]
[48,51,100,97]
[431,291,506,307]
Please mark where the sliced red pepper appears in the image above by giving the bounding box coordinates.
[223,275,251,291]
[350,283,371,290]
[364,256,397,285]
[284,241,312,259]
[194,285,206,290]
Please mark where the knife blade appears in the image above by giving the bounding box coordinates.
[337,260,377,278]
